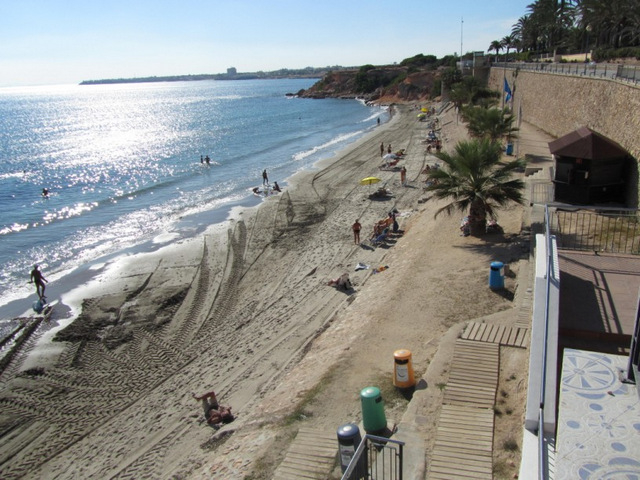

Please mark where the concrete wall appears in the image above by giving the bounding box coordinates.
[489,67,640,206]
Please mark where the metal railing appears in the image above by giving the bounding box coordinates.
[538,205,554,480]
[341,434,404,480]
[549,207,640,254]
[494,62,640,84]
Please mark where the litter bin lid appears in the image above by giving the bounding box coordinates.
[491,261,504,268]
[360,386,381,399]
[337,423,360,439]
[394,349,412,360]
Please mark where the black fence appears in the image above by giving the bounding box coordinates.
[341,434,404,480]
[549,207,640,254]
[495,62,640,84]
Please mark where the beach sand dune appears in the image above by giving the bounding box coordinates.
[0,104,536,479]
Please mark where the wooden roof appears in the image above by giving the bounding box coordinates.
[548,126,628,160]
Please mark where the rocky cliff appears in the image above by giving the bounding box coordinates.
[297,66,440,104]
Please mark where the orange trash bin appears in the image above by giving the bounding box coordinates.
[393,349,415,388]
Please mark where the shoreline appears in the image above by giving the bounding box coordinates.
[0,103,391,324]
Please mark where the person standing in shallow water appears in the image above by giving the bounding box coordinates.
[262,169,269,185]
[30,264,48,300]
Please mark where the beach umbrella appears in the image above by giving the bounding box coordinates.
[360,176,381,186]
[360,176,381,193]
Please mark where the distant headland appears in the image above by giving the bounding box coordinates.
[79,66,343,85]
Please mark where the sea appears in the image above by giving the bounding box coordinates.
[0,78,387,318]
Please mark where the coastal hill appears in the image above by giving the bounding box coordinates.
[297,54,456,103]
[297,65,440,103]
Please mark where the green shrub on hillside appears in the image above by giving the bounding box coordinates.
[593,47,640,62]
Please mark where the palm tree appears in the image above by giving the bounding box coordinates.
[426,139,525,236]
[501,34,515,61]
[488,40,503,62]
[461,106,519,144]
[512,15,534,52]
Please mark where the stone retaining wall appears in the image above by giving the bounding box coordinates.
[489,67,640,206]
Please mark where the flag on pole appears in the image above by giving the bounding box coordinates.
[504,78,512,103]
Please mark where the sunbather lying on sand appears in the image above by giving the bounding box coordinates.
[328,273,352,291]
[193,391,235,427]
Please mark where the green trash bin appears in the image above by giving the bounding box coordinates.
[360,386,387,433]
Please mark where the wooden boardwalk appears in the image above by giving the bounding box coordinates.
[429,405,495,480]
[272,427,337,480]
[429,339,500,479]
[461,321,529,348]
[443,340,499,409]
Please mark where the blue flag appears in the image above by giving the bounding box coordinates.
[504,78,512,103]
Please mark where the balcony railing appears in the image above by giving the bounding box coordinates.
[341,434,404,480]
[549,207,640,254]
[494,61,640,84]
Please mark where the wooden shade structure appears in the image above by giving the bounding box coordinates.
[550,127,629,205]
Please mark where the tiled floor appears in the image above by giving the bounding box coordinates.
[555,348,640,479]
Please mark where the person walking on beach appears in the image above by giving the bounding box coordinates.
[352,219,362,244]
[262,169,269,185]
[400,166,407,186]
[30,264,48,300]
[380,142,384,157]
[387,144,392,154]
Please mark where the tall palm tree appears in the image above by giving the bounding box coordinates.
[426,139,525,236]
[501,34,515,60]
[512,15,535,52]
[488,40,503,62]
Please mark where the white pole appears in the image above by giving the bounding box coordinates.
[460,17,464,60]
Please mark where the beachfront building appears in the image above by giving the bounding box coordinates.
[550,127,631,206]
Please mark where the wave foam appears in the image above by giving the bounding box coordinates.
[292,130,363,161]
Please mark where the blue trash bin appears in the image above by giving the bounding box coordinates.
[506,143,514,155]
[489,261,504,289]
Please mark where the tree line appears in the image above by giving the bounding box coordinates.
[489,0,640,61]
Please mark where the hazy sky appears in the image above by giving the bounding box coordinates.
[0,0,531,87]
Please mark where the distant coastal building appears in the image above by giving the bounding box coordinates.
[227,67,237,76]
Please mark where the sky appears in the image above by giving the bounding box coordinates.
[0,0,532,87]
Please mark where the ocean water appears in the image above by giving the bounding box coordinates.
[0,79,386,311]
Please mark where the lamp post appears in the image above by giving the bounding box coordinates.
[585,25,592,62]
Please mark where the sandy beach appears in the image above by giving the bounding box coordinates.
[0,101,551,479]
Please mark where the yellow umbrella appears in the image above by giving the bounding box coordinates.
[421,107,428,113]
[360,176,381,194]
[360,176,381,186]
